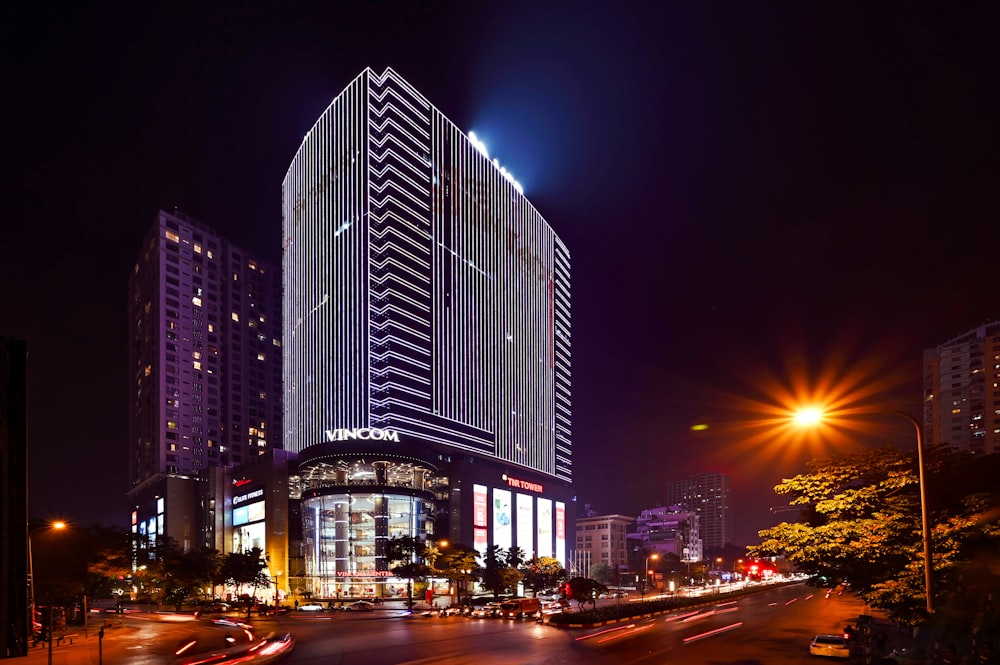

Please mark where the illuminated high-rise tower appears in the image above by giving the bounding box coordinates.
[127,209,282,551]
[282,68,572,595]
[923,322,1000,455]
[663,472,732,551]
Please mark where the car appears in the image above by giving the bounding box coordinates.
[472,603,501,618]
[344,601,375,612]
[810,634,851,658]
[247,631,295,662]
[298,603,325,612]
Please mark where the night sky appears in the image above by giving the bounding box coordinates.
[5,2,999,546]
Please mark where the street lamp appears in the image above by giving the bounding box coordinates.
[28,521,66,665]
[794,408,933,615]
[644,553,659,596]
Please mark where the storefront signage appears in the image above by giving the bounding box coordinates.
[233,488,264,505]
[232,478,253,487]
[503,474,543,493]
[324,427,400,442]
[334,570,394,577]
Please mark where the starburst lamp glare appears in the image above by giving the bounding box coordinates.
[793,407,824,427]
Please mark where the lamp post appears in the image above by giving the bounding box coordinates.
[895,411,933,616]
[793,408,933,615]
[28,521,66,650]
[644,553,659,596]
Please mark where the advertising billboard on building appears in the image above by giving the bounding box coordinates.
[516,493,534,558]
[493,488,512,550]
[536,497,553,558]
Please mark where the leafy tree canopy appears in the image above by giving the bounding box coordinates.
[748,445,1000,625]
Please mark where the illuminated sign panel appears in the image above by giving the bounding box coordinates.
[323,427,400,442]
[234,522,265,553]
[536,498,553,558]
[474,527,488,555]
[473,484,488,527]
[504,474,543,493]
[516,493,534,558]
[493,488,512,550]
[555,502,566,565]
[234,488,264,505]
[234,500,266,526]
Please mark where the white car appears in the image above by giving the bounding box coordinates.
[810,634,850,658]
[298,603,325,612]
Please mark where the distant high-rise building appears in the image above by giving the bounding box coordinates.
[127,209,282,551]
[663,472,732,550]
[923,322,1000,455]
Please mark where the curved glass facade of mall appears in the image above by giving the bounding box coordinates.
[297,444,439,597]
[283,67,572,596]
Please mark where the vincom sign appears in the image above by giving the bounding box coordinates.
[324,427,401,443]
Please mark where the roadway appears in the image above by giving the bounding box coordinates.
[22,583,879,664]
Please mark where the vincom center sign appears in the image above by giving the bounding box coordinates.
[323,427,401,443]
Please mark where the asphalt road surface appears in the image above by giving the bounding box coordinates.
[277,583,871,664]
[24,584,874,664]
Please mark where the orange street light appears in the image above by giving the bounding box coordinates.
[28,521,68,661]
[793,407,932,615]
[644,553,659,595]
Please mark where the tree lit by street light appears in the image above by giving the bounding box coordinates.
[789,406,934,615]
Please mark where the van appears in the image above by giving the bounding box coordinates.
[499,597,541,619]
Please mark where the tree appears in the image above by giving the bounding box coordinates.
[480,546,523,598]
[434,542,480,606]
[220,548,270,617]
[386,535,431,608]
[523,557,567,595]
[160,545,222,610]
[748,446,1000,625]
[588,562,616,586]
[565,576,607,610]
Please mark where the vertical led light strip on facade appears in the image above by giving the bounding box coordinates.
[283,68,571,482]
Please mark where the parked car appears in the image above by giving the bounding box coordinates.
[344,601,375,612]
[810,634,851,658]
[298,603,325,612]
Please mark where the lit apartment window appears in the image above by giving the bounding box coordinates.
[193,351,202,360]
[231,312,239,323]
[193,361,202,371]
[249,260,257,270]
[208,323,215,333]
[207,250,214,259]
[273,338,281,347]
[232,273,239,281]
[192,296,202,307]
[257,352,265,361]
[165,230,180,243]
[166,421,178,430]
[193,244,202,254]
